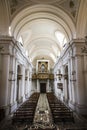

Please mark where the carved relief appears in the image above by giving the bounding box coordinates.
[9,0,34,15]
[54,0,80,20]
[9,0,18,14]
[32,73,54,80]
[9,0,80,20]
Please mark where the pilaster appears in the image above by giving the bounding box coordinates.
[75,55,86,114]
[37,79,40,92]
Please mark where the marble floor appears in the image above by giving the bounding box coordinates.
[0,94,87,130]
[32,94,55,129]
[34,94,52,123]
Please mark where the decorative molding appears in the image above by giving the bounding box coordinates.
[81,46,87,53]
[81,36,87,54]
[32,73,54,80]
[63,74,68,79]
[56,73,62,80]
[9,0,34,15]
[37,73,49,79]
[59,0,80,20]
[57,83,63,90]
[17,97,23,104]
[25,76,28,80]
[70,79,76,82]
[17,74,22,79]
[9,79,15,81]
[0,46,4,52]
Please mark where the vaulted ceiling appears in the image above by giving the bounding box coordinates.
[1,0,87,67]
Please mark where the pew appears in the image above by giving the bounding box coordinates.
[47,93,74,124]
[12,92,40,125]
[0,109,5,121]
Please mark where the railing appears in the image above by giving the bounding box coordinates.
[32,73,54,80]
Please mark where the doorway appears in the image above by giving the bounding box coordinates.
[40,83,46,93]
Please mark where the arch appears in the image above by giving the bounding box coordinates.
[76,0,87,38]
[17,65,21,75]
[65,65,68,74]
[31,49,56,62]
[10,4,76,67]
[11,4,76,40]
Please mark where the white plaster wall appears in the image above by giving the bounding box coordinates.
[0,0,9,35]
[54,39,87,115]
[0,36,33,115]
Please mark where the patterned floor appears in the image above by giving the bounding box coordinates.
[0,94,87,130]
[32,94,55,129]
[34,94,52,123]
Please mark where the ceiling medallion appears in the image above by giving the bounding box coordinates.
[30,0,61,4]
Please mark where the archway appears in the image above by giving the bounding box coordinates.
[10,4,76,68]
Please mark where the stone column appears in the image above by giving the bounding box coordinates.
[13,59,18,105]
[61,66,65,101]
[37,79,39,92]
[63,66,68,103]
[46,79,50,92]
[68,58,72,105]
[28,71,32,95]
[9,55,16,105]
[27,70,29,96]
[70,57,76,110]
[9,73,15,105]
[25,78,27,98]
[25,69,29,98]
[0,54,10,115]
[29,72,32,94]
[54,71,59,97]
[64,78,69,103]
[83,55,87,104]
[15,64,23,104]
[75,55,86,114]
[21,65,25,102]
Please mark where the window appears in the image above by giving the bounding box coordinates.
[18,36,23,45]
[55,31,67,48]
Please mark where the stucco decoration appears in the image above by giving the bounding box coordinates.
[30,0,62,4]
[59,0,80,20]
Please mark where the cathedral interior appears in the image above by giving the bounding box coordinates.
[0,0,87,130]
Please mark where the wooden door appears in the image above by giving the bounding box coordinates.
[40,83,46,93]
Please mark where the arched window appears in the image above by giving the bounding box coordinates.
[18,36,23,45]
[55,31,67,49]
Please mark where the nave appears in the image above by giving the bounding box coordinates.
[0,93,87,130]
[0,1,87,130]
